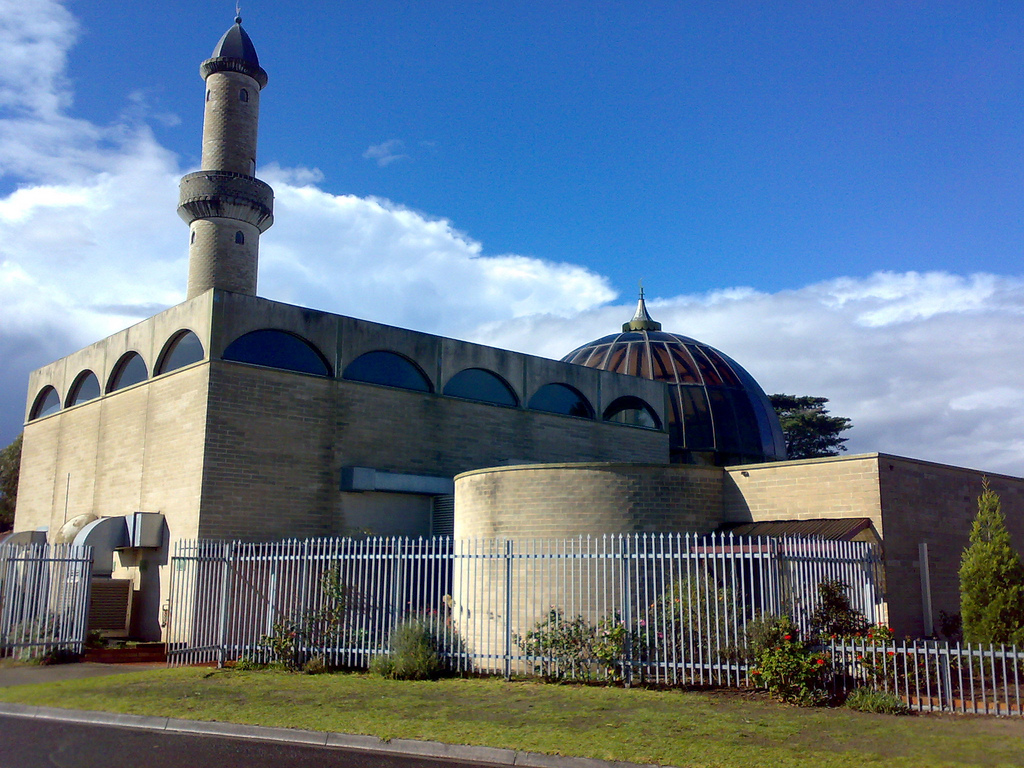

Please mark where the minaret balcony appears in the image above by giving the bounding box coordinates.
[177,171,274,231]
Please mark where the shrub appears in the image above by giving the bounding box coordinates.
[844,686,911,715]
[370,615,450,680]
[260,568,365,670]
[809,579,868,641]
[959,481,1024,645]
[748,626,831,706]
[744,614,799,657]
[302,655,329,675]
[593,613,643,681]
[514,609,597,682]
[640,576,744,671]
[233,655,268,671]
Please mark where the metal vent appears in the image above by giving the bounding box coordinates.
[88,578,133,636]
[431,495,455,537]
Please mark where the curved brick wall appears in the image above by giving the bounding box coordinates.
[454,462,724,539]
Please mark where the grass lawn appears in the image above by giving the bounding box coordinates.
[1,668,1022,768]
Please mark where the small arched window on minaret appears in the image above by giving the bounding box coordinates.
[235,231,245,245]
[239,88,249,102]
[206,89,211,102]
[190,230,196,244]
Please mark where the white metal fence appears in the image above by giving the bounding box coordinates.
[0,543,93,659]
[830,639,1024,716]
[167,533,882,686]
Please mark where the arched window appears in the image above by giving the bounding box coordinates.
[528,383,594,418]
[239,88,249,102]
[222,330,331,377]
[107,352,149,393]
[190,230,196,244]
[443,368,517,407]
[205,89,211,102]
[234,231,244,244]
[604,396,661,430]
[29,386,61,420]
[343,351,431,392]
[67,371,101,406]
[157,330,205,375]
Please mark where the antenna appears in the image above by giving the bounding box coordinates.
[235,2,242,23]
[639,278,644,299]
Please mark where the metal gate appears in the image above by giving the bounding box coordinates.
[0,543,94,659]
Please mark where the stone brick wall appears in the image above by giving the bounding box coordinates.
[201,70,260,175]
[15,363,210,640]
[455,463,723,539]
[877,456,1024,638]
[723,455,884,532]
[198,361,670,541]
[724,453,1024,637]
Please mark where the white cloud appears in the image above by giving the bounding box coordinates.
[476,275,1024,476]
[362,139,409,167]
[0,2,613,445]
[2,1,1024,483]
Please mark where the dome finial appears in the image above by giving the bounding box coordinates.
[235,1,242,24]
[623,280,661,332]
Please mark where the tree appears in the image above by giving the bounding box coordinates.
[769,394,852,460]
[959,481,1024,645]
[0,433,21,532]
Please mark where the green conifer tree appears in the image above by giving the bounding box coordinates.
[959,481,1024,645]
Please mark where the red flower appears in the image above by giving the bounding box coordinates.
[816,658,825,666]
[887,650,895,656]
[783,634,792,641]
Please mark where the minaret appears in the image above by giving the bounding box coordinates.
[178,16,274,299]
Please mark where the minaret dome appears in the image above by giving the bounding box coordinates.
[178,15,274,299]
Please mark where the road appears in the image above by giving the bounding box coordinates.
[0,715,498,768]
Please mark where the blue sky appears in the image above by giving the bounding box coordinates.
[56,1,1024,294]
[2,1,1024,473]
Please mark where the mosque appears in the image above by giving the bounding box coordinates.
[9,17,1024,642]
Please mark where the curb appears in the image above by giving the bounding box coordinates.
[0,702,674,768]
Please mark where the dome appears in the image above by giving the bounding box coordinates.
[212,17,261,66]
[562,292,787,466]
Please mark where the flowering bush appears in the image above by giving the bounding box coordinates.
[749,627,832,706]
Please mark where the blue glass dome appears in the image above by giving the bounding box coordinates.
[562,294,786,466]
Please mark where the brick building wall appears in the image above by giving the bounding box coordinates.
[723,453,1024,636]
[455,463,722,539]
[198,361,669,541]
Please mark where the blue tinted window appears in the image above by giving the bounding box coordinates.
[108,352,149,392]
[67,371,100,406]
[603,396,660,429]
[158,331,205,375]
[222,330,331,377]
[528,383,593,418]
[677,386,714,450]
[443,368,517,407]
[343,351,431,392]
[30,386,61,419]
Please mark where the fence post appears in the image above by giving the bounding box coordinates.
[919,542,934,637]
[622,535,633,688]
[504,539,513,680]
[216,541,234,668]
